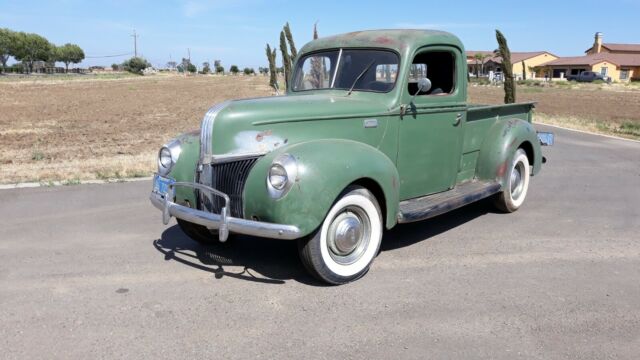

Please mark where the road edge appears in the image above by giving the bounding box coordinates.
[535,122,640,144]
[0,176,153,190]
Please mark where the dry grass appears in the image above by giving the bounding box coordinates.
[1,75,638,184]
[469,84,640,141]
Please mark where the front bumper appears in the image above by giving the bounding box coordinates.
[149,181,301,241]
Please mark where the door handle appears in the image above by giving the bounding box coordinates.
[453,113,463,126]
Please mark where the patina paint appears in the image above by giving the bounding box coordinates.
[162,29,543,234]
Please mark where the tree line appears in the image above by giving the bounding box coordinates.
[0,28,85,73]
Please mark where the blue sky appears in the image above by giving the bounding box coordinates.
[1,0,639,69]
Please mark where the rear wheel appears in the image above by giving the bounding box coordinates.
[493,148,530,212]
[177,219,232,245]
[298,186,383,285]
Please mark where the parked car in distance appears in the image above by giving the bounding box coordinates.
[150,29,553,285]
[566,71,611,82]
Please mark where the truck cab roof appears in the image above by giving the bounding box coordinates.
[299,29,465,57]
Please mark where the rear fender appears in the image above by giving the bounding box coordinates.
[476,118,542,187]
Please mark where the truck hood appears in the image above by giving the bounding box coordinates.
[207,93,394,156]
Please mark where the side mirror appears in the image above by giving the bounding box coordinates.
[417,77,431,93]
[409,77,431,105]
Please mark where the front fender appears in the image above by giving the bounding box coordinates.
[166,130,200,203]
[243,139,400,237]
[476,118,542,187]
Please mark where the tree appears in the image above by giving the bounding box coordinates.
[187,63,197,73]
[215,65,224,74]
[473,53,489,77]
[283,22,297,59]
[122,56,151,74]
[202,62,210,74]
[111,63,119,71]
[313,22,319,40]
[166,61,177,70]
[243,67,255,75]
[279,30,291,88]
[55,43,84,73]
[0,28,16,73]
[11,32,54,73]
[229,65,239,75]
[495,30,515,104]
[266,44,277,90]
[521,60,526,80]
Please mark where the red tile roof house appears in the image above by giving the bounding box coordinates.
[544,33,640,82]
[466,51,558,79]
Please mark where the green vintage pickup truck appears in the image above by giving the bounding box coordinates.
[150,30,552,284]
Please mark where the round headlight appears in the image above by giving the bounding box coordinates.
[159,147,172,169]
[266,153,297,199]
[268,164,288,190]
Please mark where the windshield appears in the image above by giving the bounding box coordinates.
[292,49,399,93]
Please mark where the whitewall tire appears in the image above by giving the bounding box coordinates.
[494,148,531,212]
[298,186,383,285]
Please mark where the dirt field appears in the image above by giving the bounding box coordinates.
[1,75,638,184]
[0,75,273,184]
[468,84,640,137]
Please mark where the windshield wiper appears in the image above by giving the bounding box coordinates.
[347,60,375,96]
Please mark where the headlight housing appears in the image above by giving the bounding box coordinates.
[267,153,297,199]
[157,139,182,175]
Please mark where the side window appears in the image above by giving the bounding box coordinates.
[408,51,456,96]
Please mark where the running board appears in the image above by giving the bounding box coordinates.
[398,180,501,223]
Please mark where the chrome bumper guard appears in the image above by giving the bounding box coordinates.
[149,182,301,241]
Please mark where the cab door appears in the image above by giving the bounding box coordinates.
[396,46,466,200]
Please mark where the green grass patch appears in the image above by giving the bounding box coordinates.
[616,122,640,137]
[31,151,46,161]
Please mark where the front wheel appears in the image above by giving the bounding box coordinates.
[298,186,383,285]
[493,148,531,212]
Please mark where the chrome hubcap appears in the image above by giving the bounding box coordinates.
[510,161,525,200]
[327,206,370,265]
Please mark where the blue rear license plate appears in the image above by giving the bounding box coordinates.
[153,175,175,196]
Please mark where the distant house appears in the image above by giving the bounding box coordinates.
[467,51,558,79]
[545,33,640,82]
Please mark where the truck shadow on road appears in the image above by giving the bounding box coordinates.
[152,199,494,286]
[153,226,316,285]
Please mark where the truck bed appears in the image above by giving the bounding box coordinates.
[455,102,536,183]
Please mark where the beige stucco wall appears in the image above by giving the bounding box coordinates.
[514,53,558,79]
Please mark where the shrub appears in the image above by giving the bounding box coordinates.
[122,57,151,75]
[243,67,255,75]
[229,65,239,75]
[517,79,543,87]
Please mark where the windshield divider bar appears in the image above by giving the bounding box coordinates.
[330,49,342,89]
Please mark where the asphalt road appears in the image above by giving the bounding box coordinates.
[1,125,639,359]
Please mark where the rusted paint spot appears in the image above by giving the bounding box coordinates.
[255,130,273,142]
[496,160,508,178]
[375,36,395,45]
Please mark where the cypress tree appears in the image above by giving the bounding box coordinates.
[496,30,515,104]
[266,44,278,92]
[279,30,291,89]
[284,22,297,60]
[522,60,526,80]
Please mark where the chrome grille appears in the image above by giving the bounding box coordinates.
[198,156,260,218]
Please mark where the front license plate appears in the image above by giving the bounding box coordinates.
[153,175,175,196]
